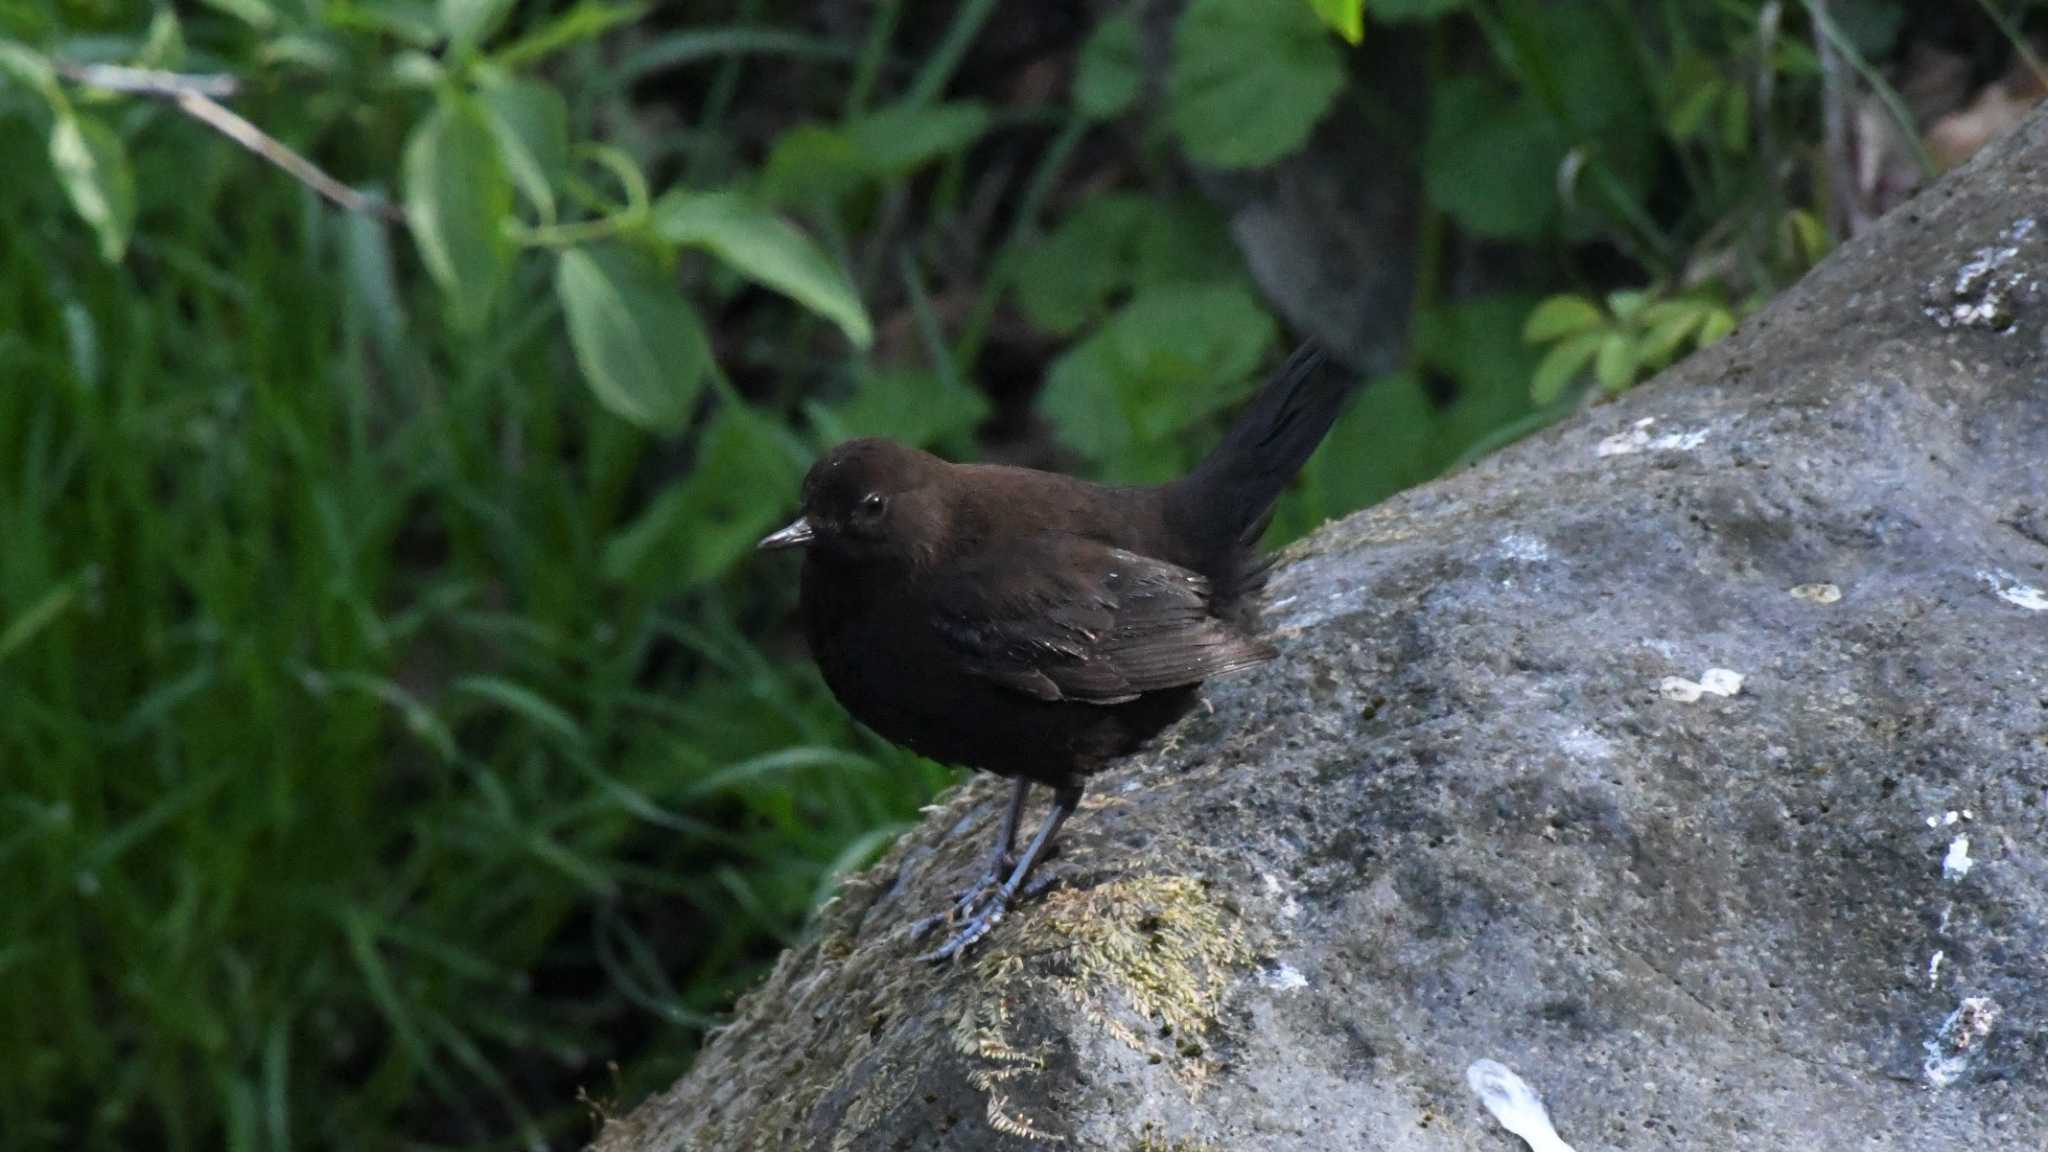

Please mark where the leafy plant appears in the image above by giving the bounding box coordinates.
[1524,291,1740,404]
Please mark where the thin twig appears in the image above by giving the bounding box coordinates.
[1812,0,1864,239]
[52,62,238,99]
[54,61,405,225]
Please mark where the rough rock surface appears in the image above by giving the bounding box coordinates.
[598,112,2048,1151]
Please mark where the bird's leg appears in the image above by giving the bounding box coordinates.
[921,784,1080,963]
[910,779,1028,940]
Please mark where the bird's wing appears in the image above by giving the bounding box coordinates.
[929,533,1277,705]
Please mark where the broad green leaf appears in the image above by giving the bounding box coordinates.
[1424,75,1562,238]
[1522,295,1604,342]
[1530,329,1603,404]
[1170,0,1345,169]
[555,245,709,432]
[1040,283,1277,482]
[50,113,136,263]
[402,95,513,330]
[602,408,805,588]
[1593,331,1637,393]
[439,0,514,50]
[812,368,989,450]
[1370,0,1468,19]
[845,101,990,177]
[1132,197,1243,287]
[652,189,871,347]
[491,1,647,68]
[1009,195,1149,335]
[1638,309,1703,363]
[1698,307,1736,346]
[1604,289,1649,323]
[1075,12,1143,120]
[326,0,441,45]
[1529,3,1658,217]
[198,0,275,30]
[1306,0,1364,44]
[478,77,568,222]
[760,102,989,204]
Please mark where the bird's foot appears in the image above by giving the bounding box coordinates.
[908,862,1010,942]
[917,888,1008,963]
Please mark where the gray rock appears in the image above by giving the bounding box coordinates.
[599,109,2048,1152]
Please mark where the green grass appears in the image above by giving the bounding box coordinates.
[0,103,949,1149]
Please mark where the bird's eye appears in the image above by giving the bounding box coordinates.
[856,492,887,520]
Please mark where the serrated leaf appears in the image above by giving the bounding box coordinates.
[1593,331,1637,393]
[1306,0,1365,43]
[1425,75,1562,238]
[1169,0,1346,169]
[653,189,871,347]
[440,0,514,50]
[1040,283,1277,482]
[403,95,513,330]
[555,245,709,432]
[478,77,568,222]
[1530,329,1603,404]
[1522,295,1605,342]
[1076,12,1143,119]
[603,408,805,588]
[50,113,135,263]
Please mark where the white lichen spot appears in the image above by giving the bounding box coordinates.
[1596,416,1711,458]
[1499,533,1552,563]
[1923,997,2001,1088]
[1928,950,1945,990]
[1466,1060,1578,1152]
[1260,871,1302,920]
[1659,667,1744,702]
[1926,810,1962,829]
[1259,963,1308,991]
[1558,726,1613,761]
[1943,835,1975,881]
[1977,569,2048,611]
[1924,218,2038,331]
[1789,583,1842,604]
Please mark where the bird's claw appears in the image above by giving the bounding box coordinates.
[917,894,1006,963]
[909,865,1009,942]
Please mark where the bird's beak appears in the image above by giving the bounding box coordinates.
[757,516,815,551]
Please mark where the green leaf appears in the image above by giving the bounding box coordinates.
[760,102,990,204]
[439,0,515,50]
[1040,283,1278,482]
[1076,12,1144,119]
[1697,307,1736,346]
[845,101,991,177]
[1009,195,1149,335]
[1522,295,1605,342]
[1424,75,1563,238]
[478,77,568,222]
[1370,0,1468,19]
[1637,309,1703,363]
[602,408,806,588]
[652,189,871,347]
[1718,81,1750,156]
[454,675,585,745]
[1604,289,1650,323]
[1169,0,1346,169]
[1665,76,1722,141]
[1529,329,1603,404]
[50,113,136,263]
[1593,331,1637,393]
[1306,0,1365,43]
[402,94,513,330]
[198,0,275,30]
[0,41,56,95]
[555,244,710,433]
[813,368,989,449]
[490,1,647,67]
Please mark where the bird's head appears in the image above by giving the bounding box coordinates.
[758,438,948,567]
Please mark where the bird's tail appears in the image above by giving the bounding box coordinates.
[1163,341,1355,597]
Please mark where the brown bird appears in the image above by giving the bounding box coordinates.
[758,342,1352,959]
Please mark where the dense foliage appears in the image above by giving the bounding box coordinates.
[0,0,2025,1147]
